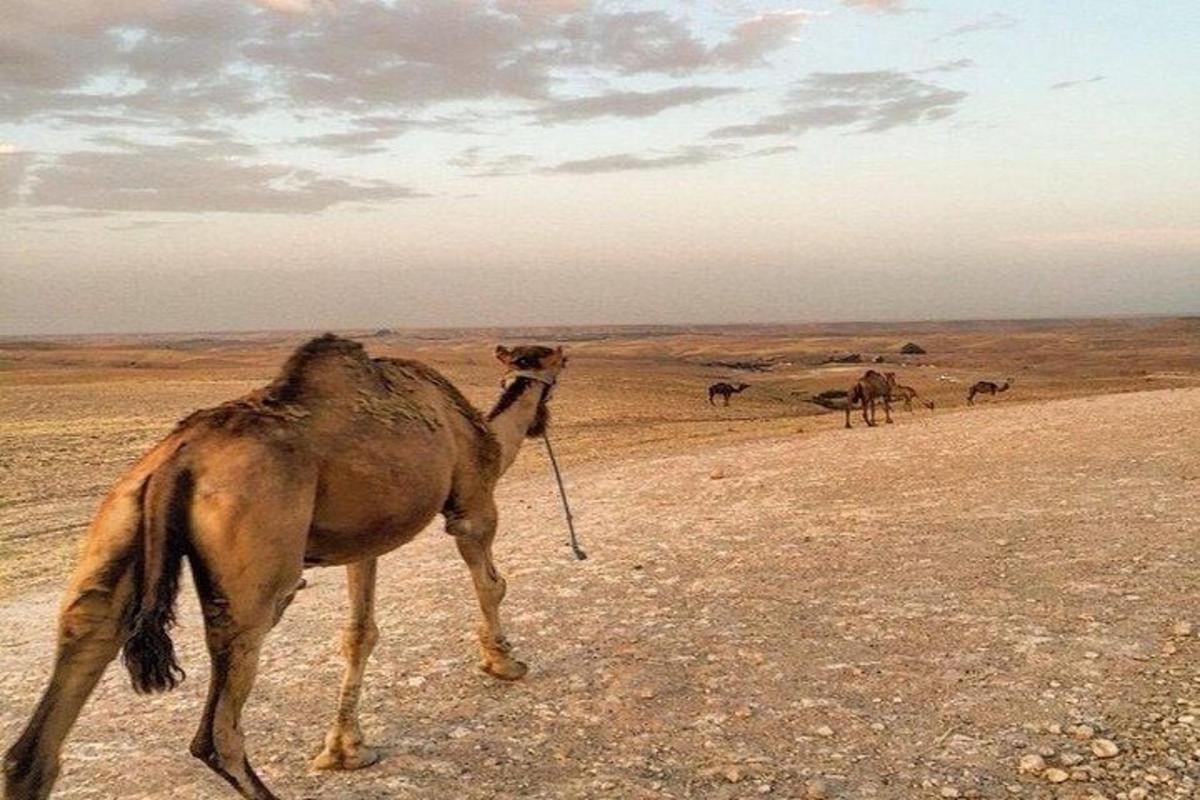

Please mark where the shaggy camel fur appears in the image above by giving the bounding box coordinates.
[3,335,566,800]
[707,382,750,406]
[967,378,1013,405]
[845,370,895,429]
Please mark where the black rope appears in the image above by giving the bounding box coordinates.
[541,430,587,561]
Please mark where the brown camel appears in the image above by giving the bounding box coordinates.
[845,369,895,428]
[889,383,935,413]
[3,334,567,800]
[707,382,750,406]
[967,377,1013,405]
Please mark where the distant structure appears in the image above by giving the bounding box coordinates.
[900,342,926,355]
[967,378,1013,405]
[708,382,750,406]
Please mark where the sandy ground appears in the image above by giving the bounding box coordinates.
[2,388,1197,799]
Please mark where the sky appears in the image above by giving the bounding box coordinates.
[1,0,1198,334]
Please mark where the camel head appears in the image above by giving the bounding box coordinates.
[736,383,750,392]
[494,344,567,437]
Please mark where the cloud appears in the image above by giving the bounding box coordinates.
[541,145,736,175]
[710,69,967,138]
[916,58,976,73]
[293,115,471,156]
[449,148,538,178]
[1050,75,1106,91]
[1,150,34,207]
[24,141,424,213]
[528,85,741,125]
[842,0,910,14]
[934,12,1017,40]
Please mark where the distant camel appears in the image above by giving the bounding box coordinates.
[708,382,749,406]
[890,383,935,413]
[845,370,894,428]
[967,378,1013,405]
[4,335,567,800]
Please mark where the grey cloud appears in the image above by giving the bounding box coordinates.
[577,9,809,75]
[541,145,736,175]
[841,0,910,14]
[710,69,967,138]
[917,58,976,73]
[1,152,34,207]
[529,85,741,125]
[935,12,1017,40]
[25,142,424,214]
[448,148,537,178]
[293,116,469,156]
[1050,75,1106,91]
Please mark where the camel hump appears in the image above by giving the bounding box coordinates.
[270,334,372,402]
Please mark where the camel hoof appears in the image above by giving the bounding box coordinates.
[480,658,528,681]
[312,745,380,772]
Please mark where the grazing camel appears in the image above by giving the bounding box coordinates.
[845,369,895,428]
[708,382,750,406]
[889,383,935,413]
[4,334,567,800]
[967,377,1013,405]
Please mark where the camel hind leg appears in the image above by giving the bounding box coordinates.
[186,462,313,800]
[313,558,381,771]
[3,486,143,800]
[453,501,526,681]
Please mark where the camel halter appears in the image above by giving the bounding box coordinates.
[501,369,587,561]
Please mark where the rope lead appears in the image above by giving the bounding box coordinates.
[541,431,587,561]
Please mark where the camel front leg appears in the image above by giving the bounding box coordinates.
[456,523,526,681]
[313,558,381,771]
[883,396,894,424]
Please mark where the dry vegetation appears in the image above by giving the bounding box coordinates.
[1,317,1199,799]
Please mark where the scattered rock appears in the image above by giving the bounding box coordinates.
[1043,768,1070,783]
[1019,754,1047,773]
[1089,739,1120,758]
[804,779,829,799]
[939,787,960,798]
[1059,752,1084,766]
[824,353,863,364]
[1170,620,1194,637]
[1070,724,1095,739]
[814,725,835,738]
[710,467,725,480]
[900,342,927,355]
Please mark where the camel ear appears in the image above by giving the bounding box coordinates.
[495,345,513,365]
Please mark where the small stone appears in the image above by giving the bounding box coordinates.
[1043,768,1070,783]
[1171,621,1194,637]
[814,725,835,738]
[1070,724,1096,739]
[723,766,743,784]
[940,787,960,798]
[1019,754,1047,773]
[1059,752,1084,766]
[1090,739,1120,758]
[757,784,772,795]
[710,468,725,480]
[1047,723,1063,734]
[449,726,470,739]
[1129,789,1148,800]
[805,779,829,798]
[1084,651,1100,660]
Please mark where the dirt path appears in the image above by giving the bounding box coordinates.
[2,390,1198,799]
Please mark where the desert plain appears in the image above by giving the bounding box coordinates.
[1,317,1198,799]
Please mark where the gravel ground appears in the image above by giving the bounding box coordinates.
[1,388,1198,799]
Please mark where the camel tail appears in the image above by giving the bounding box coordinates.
[122,456,193,694]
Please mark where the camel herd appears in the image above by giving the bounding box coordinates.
[706,368,1012,428]
[4,336,1017,800]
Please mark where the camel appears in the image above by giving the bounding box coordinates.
[889,383,935,413]
[708,382,749,406]
[3,334,567,800]
[845,369,895,428]
[967,377,1013,405]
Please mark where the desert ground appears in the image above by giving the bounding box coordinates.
[1,318,1198,799]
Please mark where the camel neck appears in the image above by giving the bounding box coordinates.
[487,378,547,474]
